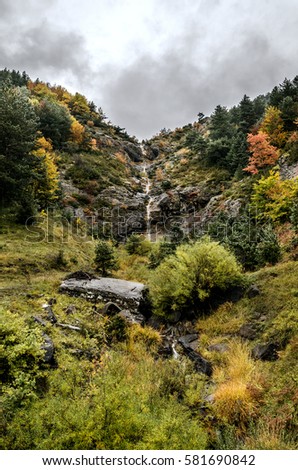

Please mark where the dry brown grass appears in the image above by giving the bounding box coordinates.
[212,341,265,430]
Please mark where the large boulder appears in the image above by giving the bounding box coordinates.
[124,143,143,162]
[60,277,150,315]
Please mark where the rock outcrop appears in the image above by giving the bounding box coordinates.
[60,277,150,315]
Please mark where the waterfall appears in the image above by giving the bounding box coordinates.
[171,340,179,360]
[142,165,153,241]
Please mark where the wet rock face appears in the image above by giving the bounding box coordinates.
[95,186,146,238]
[123,143,143,162]
[60,277,150,315]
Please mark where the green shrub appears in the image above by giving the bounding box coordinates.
[0,309,44,414]
[149,238,243,318]
[2,349,208,450]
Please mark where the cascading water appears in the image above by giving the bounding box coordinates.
[142,165,153,241]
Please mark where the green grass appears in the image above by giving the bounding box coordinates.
[1,218,297,450]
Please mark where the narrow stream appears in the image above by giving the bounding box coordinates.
[142,165,153,241]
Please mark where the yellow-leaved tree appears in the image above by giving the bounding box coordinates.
[32,137,59,207]
[259,106,287,147]
[70,117,85,145]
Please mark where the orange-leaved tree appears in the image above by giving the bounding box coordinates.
[243,132,279,175]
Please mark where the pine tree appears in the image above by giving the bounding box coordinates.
[238,94,255,133]
[0,82,39,205]
[94,241,118,276]
[209,105,233,139]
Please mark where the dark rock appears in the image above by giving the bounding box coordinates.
[124,143,143,162]
[48,298,57,305]
[41,334,54,363]
[178,337,212,376]
[157,341,173,358]
[42,304,58,324]
[247,285,261,298]
[117,309,145,326]
[252,342,279,361]
[60,277,150,315]
[239,323,258,340]
[208,343,229,353]
[186,348,213,376]
[178,334,199,351]
[33,315,47,327]
[226,286,245,302]
[102,302,122,316]
[64,271,96,281]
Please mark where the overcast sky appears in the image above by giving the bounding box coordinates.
[0,0,297,139]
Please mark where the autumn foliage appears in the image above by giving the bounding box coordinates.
[244,132,279,174]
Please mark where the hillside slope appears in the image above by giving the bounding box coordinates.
[0,70,298,450]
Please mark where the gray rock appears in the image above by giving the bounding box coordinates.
[208,343,228,353]
[33,316,47,327]
[223,198,242,218]
[60,277,149,315]
[239,323,258,340]
[41,334,54,363]
[124,143,143,162]
[252,342,279,361]
[42,304,57,324]
[178,334,199,351]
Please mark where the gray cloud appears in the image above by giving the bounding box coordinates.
[0,0,297,139]
[0,0,91,87]
[0,23,90,79]
[100,35,296,139]
[0,0,13,18]
[98,1,298,139]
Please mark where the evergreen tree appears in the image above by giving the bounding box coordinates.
[184,130,207,155]
[0,82,39,206]
[205,137,231,169]
[94,240,118,276]
[238,94,255,133]
[209,105,233,140]
[226,131,249,174]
